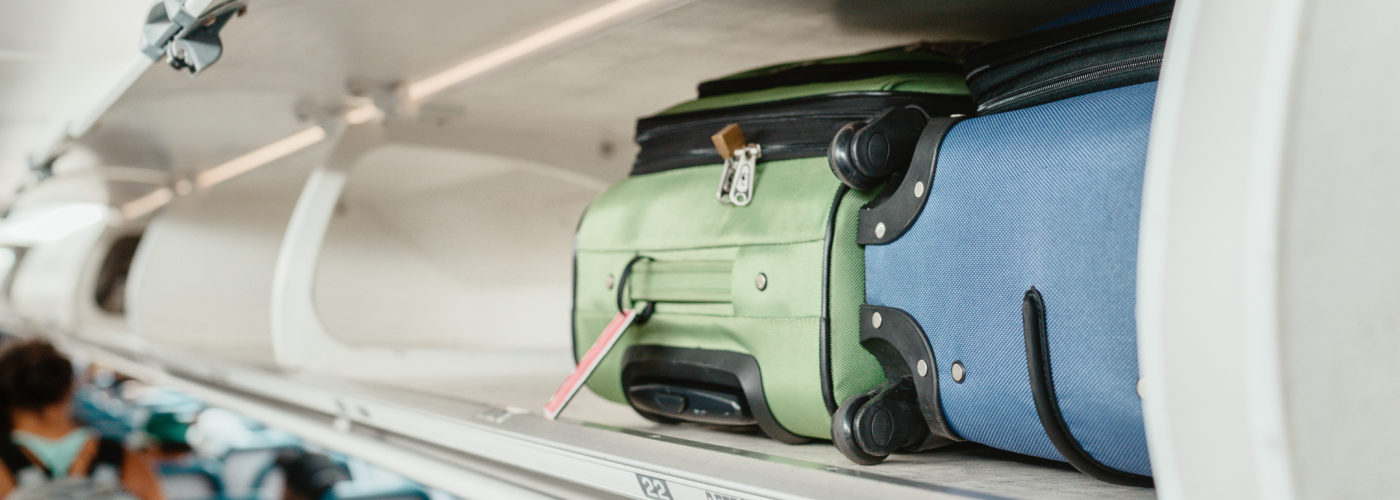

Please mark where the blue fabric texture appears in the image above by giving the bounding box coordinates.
[1032,0,1168,31]
[11,429,95,478]
[865,82,1156,475]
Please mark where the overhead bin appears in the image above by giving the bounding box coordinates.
[126,158,318,368]
[257,123,602,378]
[314,144,600,350]
[4,204,115,333]
[0,159,172,335]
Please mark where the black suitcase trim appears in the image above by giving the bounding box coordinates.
[964,1,1172,114]
[818,185,854,415]
[632,92,973,176]
[697,59,964,98]
[964,1,1172,74]
[857,116,961,246]
[1022,287,1154,486]
[859,305,963,447]
[829,305,964,465]
[621,345,808,444]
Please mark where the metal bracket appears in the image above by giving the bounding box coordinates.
[857,117,959,246]
[859,305,963,449]
[141,0,247,75]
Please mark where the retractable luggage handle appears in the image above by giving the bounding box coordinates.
[607,254,808,445]
[613,255,738,325]
[615,255,656,324]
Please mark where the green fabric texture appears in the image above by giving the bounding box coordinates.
[575,160,876,438]
[827,186,883,414]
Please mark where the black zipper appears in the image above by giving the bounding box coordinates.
[632,92,973,175]
[964,1,1173,79]
[697,59,965,98]
[977,53,1163,113]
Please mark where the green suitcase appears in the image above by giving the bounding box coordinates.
[573,44,973,442]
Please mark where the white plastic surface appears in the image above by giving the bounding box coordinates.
[1136,0,1279,496]
[1269,1,1400,497]
[7,220,108,331]
[314,143,599,349]
[126,150,320,367]
[270,124,592,377]
[1140,0,1400,498]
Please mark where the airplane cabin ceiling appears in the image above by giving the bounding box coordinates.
[4,0,1104,208]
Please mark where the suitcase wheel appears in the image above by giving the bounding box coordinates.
[828,106,930,191]
[832,378,928,465]
[833,389,889,465]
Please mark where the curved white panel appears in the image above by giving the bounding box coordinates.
[126,159,317,368]
[1141,0,1398,498]
[6,205,112,331]
[270,124,587,378]
[1271,1,1400,497]
[1138,0,1286,496]
[314,144,598,349]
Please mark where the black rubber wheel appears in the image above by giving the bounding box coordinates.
[831,392,888,465]
[828,122,878,191]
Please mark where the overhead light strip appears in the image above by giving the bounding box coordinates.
[194,125,328,189]
[406,0,675,101]
[121,187,174,220]
[344,103,382,125]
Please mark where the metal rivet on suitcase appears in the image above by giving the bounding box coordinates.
[871,311,883,329]
[917,359,928,377]
[914,181,925,198]
[755,272,767,291]
[875,222,886,238]
[951,361,966,383]
[605,274,615,289]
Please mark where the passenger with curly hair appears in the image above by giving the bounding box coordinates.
[0,339,163,499]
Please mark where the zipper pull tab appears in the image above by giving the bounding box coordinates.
[712,124,760,206]
[728,144,761,206]
[716,158,737,204]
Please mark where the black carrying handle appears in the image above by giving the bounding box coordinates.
[616,255,657,324]
[1023,287,1154,486]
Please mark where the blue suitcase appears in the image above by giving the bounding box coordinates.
[825,0,1170,486]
